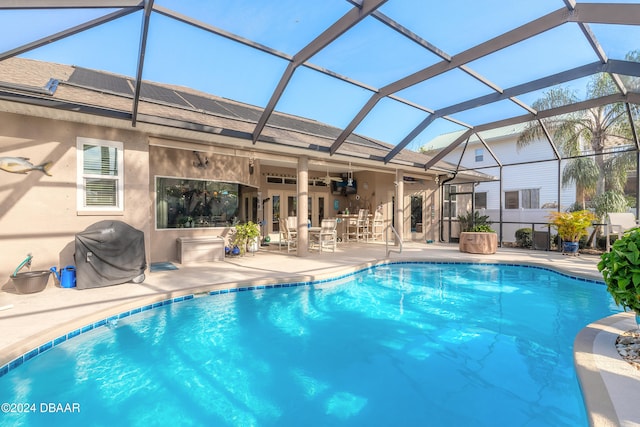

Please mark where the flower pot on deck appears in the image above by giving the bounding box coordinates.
[459,232,497,254]
[562,241,579,256]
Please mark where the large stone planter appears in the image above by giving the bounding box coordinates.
[459,232,497,254]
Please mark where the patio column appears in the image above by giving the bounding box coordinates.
[395,169,404,245]
[297,156,309,256]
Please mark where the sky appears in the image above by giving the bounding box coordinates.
[2,0,639,152]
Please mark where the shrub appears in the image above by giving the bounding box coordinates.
[470,224,494,232]
[457,211,491,232]
[597,234,618,250]
[598,227,640,315]
[548,210,597,242]
[515,228,532,248]
[592,190,629,221]
[578,235,588,249]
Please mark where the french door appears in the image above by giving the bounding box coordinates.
[267,191,327,233]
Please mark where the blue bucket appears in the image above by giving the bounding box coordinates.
[60,265,76,288]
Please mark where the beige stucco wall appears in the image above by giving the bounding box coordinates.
[148,144,259,263]
[0,111,149,289]
[0,108,441,284]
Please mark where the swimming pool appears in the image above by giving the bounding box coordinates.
[0,262,618,426]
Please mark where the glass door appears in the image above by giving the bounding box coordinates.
[271,194,281,234]
[411,195,423,232]
[287,195,297,218]
[318,196,325,224]
[267,192,328,231]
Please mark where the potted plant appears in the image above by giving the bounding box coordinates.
[597,227,640,328]
[457,211,491,232]
[459,223,497,254]
[232,221,260,255]
[548,210,596,255]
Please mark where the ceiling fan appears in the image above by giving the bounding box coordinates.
[318,170,342,185]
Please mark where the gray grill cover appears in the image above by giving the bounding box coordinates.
[75,220,146,289]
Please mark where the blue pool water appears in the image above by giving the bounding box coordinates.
[0,263,618,426]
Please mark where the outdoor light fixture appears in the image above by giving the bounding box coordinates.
[347,162,353,187]
[249,157,255,175]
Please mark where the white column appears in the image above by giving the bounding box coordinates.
[395,169,404,245]
[297,156,309,256]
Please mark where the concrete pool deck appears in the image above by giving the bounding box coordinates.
[0,241,638,425]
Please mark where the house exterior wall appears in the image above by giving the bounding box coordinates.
[0,111,149,284]
[0,108,441,286]
[440,132,577,242]
[148,143,259,263]
[454,135,576,210]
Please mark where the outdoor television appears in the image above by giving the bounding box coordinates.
[344,180,357,194]
[331,180,343,195]
[332,180,357,195]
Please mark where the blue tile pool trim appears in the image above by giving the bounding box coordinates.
[0,294,195,379]
[0,260,605,378]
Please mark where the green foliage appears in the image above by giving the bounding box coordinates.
[592,190,629,220]
[625,196,637,209]
[566,202,585,212]
[515,228,532,248]
[562,157,599,193]
[457,211,491,232]
[470,224,494,233]
[578,235,588,249]
[598,227,640,314]
[519,68,637,215]
[597,234,618,251]
[232,221,260,255]
[548,210,597,242]
[604,153,636,193]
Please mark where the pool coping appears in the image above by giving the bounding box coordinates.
[575,311,639,427]
[1,257,638,425]
[0,258,381,372]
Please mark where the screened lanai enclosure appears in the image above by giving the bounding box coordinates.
[1,1,640,247]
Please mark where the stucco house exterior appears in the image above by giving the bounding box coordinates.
[0,57,490,284]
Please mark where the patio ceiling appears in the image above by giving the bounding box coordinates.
[1,1,640,173]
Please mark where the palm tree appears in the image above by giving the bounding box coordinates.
[561,157,598,209]
[518,54,639,211]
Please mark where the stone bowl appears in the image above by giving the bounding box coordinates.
[10,270,51,294]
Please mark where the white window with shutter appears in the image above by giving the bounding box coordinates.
[76,137,124,212]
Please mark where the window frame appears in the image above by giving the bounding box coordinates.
[474,191,487,209]
[474,148,484,162]
[504,190,519,210]
[443,185,457,218]
[504,188,540,210]
[76,137,124,213]
[521,188,540,209]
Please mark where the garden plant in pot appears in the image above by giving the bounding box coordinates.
[232,221,260,256]
[548,210,596,256]
[598,227,640,330]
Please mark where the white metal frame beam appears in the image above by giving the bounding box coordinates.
[251,0,388,144]
[331,3,640,159]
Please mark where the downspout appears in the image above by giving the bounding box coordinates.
[438,173,457,243]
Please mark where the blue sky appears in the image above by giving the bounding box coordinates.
[2,0,639,152]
